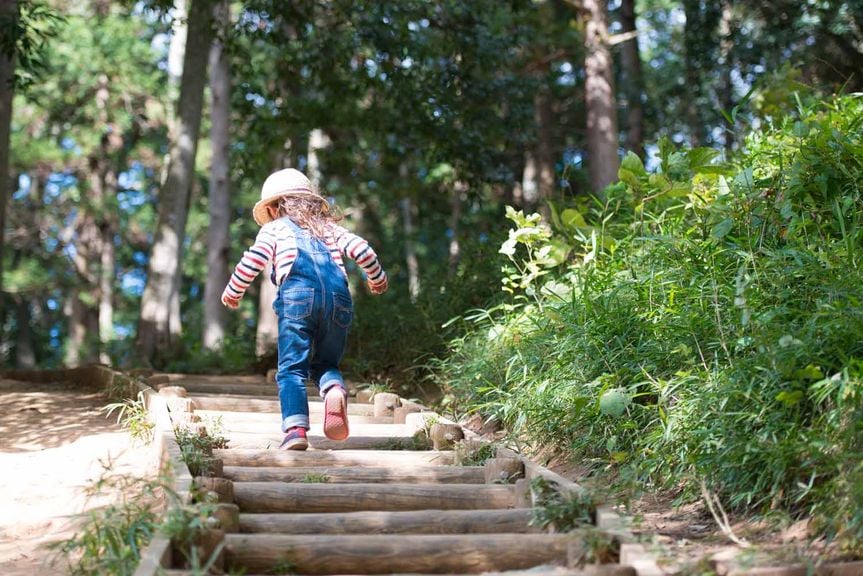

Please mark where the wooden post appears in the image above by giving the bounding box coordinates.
[373,392,400,417]
[158,385,188,397]
[211,503,240,533]
[393,405,422,424]
[429,423,464,450]
[194,477,234,503]
[484,457,525,484]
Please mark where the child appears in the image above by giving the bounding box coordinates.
[221,168,388,450]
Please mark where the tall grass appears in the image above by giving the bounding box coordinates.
[435,94,863,546]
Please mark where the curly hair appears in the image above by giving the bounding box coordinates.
[273,195,342,238]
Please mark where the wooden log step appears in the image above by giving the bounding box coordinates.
[161,569,625,576]
[217,420,408,436]
[224,431,427,451]
[215,448,455,468]
[193,409,393,425]
[158,373,268,384]
[191,395,375,415]
[223,464,485,484]
[233,482,517,513]
[239,508,536,534]
[224,533,575,574]
[156,382,277,396]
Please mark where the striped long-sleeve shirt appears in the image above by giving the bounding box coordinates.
[223,219,387,301]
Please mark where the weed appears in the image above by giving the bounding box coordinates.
[453,441,496,466]
[375,434,432,451]
[529,477,597,533]
[103,391,154,445]
[174,424,229,477]
[301,472,331,483]
[52,464,176,576]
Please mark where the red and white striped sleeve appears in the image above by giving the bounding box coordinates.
[332,224,387,289]
[223,227,276,300]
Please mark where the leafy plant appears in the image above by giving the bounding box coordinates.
[529,477,596,533]
[103,392,154,445]
[453,441,496,466]
[437,95,863,547]
[174,425,229,477]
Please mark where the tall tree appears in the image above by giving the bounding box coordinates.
[618,0,644,156]
[581,0,619,195]
[137,0,213,363]
[202,0,231,352]
[0,0,17,324]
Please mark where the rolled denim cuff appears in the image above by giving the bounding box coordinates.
[319,378,346,398]
[281,414,310,432]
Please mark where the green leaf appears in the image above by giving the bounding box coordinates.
[599,388,630,418]
[711,218,734,239]
[561,208,587,228]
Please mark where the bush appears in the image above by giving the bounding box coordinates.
[435,94,863,546]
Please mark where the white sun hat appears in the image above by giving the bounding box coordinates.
[252,168,325,225]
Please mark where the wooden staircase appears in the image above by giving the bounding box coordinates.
[145,374,645,576]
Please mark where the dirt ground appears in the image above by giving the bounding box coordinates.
[0,378,153,575]
[543,454,850,575]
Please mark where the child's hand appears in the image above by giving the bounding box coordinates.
[368,276,388,295]
[221,293,241,309]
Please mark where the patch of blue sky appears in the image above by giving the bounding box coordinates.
[121,270,146,296]
[13,173,30,200]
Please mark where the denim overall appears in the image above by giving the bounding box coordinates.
[273,217,352,432]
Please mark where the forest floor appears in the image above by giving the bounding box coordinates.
[542,453,847,574]
[0,378,153,575]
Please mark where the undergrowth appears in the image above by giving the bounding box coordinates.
[435,94,863,549]
[54,463,223,575]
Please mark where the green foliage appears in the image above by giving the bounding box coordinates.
[437,95,863,546]
[102,392,155,445]
[529,477,596,533]
[174,425,230,477]
[52,471,167,576]
[453,441,496,467]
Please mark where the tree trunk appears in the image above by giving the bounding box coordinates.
[619,0,645,157]
[256,267,278,358]
[99,224,114,364]
[14,295,35,368]
[167,0,188,133]
[307,128,329,189]
[718,0,735,153]
[203,0,232,352]
[137,0,213,364]
[400,196,420,303]
[448,182,464,277]
[683,0,707,147]
[64,288,98,368]
[0,0,16,329]
[534,91,554,217]
[583,0,619,197]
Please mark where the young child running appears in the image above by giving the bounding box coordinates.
[221,168,388,450]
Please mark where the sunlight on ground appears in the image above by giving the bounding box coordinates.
[0,380,153,575]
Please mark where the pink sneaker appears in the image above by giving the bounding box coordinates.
[279,426,309,451]
[323,387,350,441]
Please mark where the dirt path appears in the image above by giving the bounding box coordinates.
[0,378,152,575]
